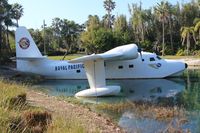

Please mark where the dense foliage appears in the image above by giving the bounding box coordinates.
[80,0,200,55]
[0,0,200,63]
[0,0,23,63]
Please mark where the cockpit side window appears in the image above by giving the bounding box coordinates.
[150,57,155,61]
[156,56,162,60]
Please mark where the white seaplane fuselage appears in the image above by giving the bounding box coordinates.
[18,52,186,79]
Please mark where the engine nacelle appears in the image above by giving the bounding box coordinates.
[100,44,139,61]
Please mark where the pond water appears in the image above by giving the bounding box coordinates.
[33,68,200,133]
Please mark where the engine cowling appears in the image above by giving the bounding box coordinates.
[100,43,139,61]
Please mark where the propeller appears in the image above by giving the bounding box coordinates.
[138,46,144,62]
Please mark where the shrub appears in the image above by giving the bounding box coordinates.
[192,50,200,56]
[176,49,186,56]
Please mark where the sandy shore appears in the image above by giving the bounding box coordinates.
[182,59,200,66]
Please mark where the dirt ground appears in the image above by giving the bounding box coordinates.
[27,90,123,133]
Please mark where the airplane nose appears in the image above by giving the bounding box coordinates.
[185,63,188,68]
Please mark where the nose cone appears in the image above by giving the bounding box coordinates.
[165,60,187,77]
[185,63,188,69]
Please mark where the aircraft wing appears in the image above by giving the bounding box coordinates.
[68,53,122,63]
[69,44,139,63]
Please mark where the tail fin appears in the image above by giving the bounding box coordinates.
[15,27,44,71]
[15,26,42,58]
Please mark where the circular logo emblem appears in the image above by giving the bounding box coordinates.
[19,37,30,49]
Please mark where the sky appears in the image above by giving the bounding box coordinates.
[8,0,191,29]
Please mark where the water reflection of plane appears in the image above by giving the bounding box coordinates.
[114,78,185,101]
[34,78,185,103]
[34,80,89,96]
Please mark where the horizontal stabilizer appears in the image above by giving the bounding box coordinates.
[11,56,47,61]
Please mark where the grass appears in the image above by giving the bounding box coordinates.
[0,80,26,106]
[0,80,49,132]
[163,55,200,59]
[96,101,186,121]
[0,80,25,132]
[0,80,86,133]
[58,96,83,105]
[47,115,86,133]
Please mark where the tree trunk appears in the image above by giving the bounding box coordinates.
[141,23,144,42]
[136,28,140,43]
[199,30,200,41]
[169,17,173,54]
[162,21,165,56]
[199,29,200,40]
[16,19,19,27]
[6,25,11,53]
[186,34,190,55]
[192,33,197,50]
[108,11,111,29]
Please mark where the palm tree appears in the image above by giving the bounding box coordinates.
[165,2,174,53]
[113,15,127,32]
[129,3,145,43]
[0,0,10,54]
[4,3,15,52]
[11,3,23,27]
[181,26,196,55]
[51,17,63,49]
[103,0,115,28]
[0,0,23,62]
[4,17,13,52]
[86,15,101,31]
[155,1,169,56]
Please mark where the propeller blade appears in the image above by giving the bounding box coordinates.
[138,47,144,62]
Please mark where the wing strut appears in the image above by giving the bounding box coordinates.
[70,59,120,97]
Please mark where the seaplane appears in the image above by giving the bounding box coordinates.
[15,27,188,97]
